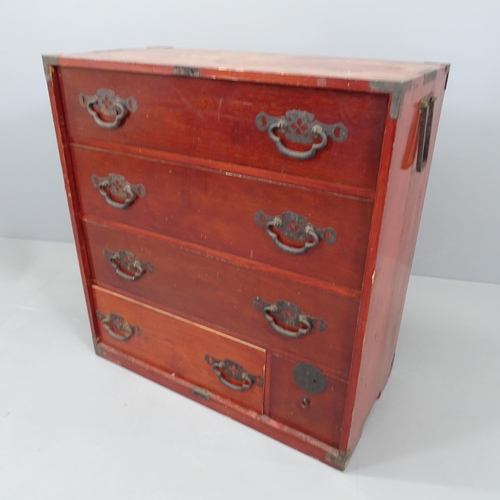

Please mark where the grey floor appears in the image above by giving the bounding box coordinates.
[0,237,498,499]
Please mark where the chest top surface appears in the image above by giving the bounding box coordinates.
[46,47,447,85]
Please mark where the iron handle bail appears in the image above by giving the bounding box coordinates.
[205,355,263,391]
[256,109,347,160]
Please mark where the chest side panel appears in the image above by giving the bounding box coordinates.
[343,68,449,453]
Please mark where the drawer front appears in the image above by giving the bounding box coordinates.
[73,145,372,291]
[84,220,359,377]
[269,354,347,447]
[60,67,388,190]
[92,286,265,412]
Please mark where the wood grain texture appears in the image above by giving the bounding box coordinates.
[44,62,100,347]
[44,48,449,469]
[58,47,446,84]
[340,66,449,454]
[269,353,347,447]
[70,138,377,200]
[93,286,265,412]
[60,67,388,190]
[96,341,349,470]
[72,145,373,291]
[84,219,359,379]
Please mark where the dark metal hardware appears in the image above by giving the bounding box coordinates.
[91,173,146,209]
[192,386,211,400]
[293,363,327,394]
[254,210,336,254]
[300,396,311,409]
[205,355,263,391]
[96,311,141,341]
[256,109,347,160]
[253,297,326,338]
[79,88,137,129]
[103,248,154,281]
[173,66,200,77]
[416,94,436,172]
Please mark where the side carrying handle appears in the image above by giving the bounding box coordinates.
[205,355,263,391]
[416,94,436,172]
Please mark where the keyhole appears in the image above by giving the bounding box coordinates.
[301,396,310,409]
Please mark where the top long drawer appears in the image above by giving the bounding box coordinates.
[59,67,388,191]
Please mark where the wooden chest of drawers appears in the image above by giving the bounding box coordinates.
[43,48,449,470]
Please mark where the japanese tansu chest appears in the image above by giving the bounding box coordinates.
[43,48,448,470]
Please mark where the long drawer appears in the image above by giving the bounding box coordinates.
[60,67,388,190]
[73,145,372,291]
[93,286,266,412]
[84,219,359,378]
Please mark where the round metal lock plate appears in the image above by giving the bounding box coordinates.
[293,363,327,394]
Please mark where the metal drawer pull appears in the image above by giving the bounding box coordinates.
[416,94,436,172]
[96,311,141,341]
[103,248,154,281]
[205,355,263,391]
[79,88,138,129]
[256,109,347,160]
[254,210,336,254]
[253,297,326,338]
[91,173,146,209]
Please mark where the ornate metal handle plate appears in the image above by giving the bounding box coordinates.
[253,297,326,338]
[205,355,263,391]
[293,363,327,394]
[254,210,336,254]
[255,109,347,160]
[79,88,137,129]
[91,173,146,209]
[103,248,154,281]
[96,311,141,341]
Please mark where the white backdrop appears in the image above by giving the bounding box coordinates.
[1,0,498,284]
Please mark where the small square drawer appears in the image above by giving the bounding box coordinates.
[269,354,347,447]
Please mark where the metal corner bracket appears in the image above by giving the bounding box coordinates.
[423,69,438,85]
[324,449,352,470]
[368,80,412,120]
[173,66,200,77]
[42,54,60,82]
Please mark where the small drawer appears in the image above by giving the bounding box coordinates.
[269,354,347,447]
[83,219,359,378]
[92,286,266,412]
[72,145,373,291]
[60,67,388,191]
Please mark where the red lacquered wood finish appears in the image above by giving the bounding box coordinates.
[44,48,449,470]
[341,69,449,454]
[93,286,265,412]
[60,67,388,190]
[84,218,359,378]
[269,353,347,447]
[72,144,373,291]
